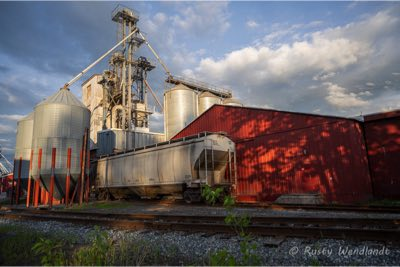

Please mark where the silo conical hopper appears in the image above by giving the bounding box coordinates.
[31,88,90,200]
[14,112,34,190]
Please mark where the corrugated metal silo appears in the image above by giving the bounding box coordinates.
[223,98,243,107]
[31,88,90,199]
[198,92,221,115]
[164,84,198,139]
[14,112,34,188]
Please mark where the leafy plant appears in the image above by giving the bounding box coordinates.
[210,249,237,266]
[239,235,261,266]
[32,238,67,266]
[201,185,224,205]
[71,226,114,266]
[209,193,262,266]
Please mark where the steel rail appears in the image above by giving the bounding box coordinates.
[4,208,400,228]
[1,209,399,243]
[238,203,400,214]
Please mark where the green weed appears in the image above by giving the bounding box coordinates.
[201,185,224,206]
[32,238,67,266]
[209,190,262,266]
[71,226,114,266]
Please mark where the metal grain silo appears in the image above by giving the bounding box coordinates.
[31,88,90,199]
[223,98,243,107]
[198,92,221,115]
[13,112,34,189]
[164,84,198,140]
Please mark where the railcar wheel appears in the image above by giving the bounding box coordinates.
[183,191,192,204]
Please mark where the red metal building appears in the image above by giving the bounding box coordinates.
[364,110,400,199]
[173,105,373,204]
[0,173,13,193]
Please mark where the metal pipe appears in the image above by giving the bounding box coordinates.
[138,31,172,78]
[112,105,124,128]
[127,21,132,131]
[144,79,163,112]
[121,19,126,131]
[102,86,108,130]
[63,28,138,89]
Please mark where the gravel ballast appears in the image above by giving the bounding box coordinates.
[1,218,399,266]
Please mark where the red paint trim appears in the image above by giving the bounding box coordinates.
[15,157,22,205]
[49,147,56,208]
[26,149,34,207]
[66,147,71,207]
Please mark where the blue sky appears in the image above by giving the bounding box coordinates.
[0,1,399,161]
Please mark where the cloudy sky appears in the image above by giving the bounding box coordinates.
[0,1,399,161]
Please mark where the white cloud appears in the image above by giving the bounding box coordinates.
[149,111,164,133]
[0,114,25,121]
[171,2,230,35]
[393,72,400,76]
[325,82,369,108]
[0,124,16,134]
[154,12,167,24]
[0,85,18,104]
[195,36,368,85]
[246,20,259,28]
[184,7,400,116]
[0,146,14,153]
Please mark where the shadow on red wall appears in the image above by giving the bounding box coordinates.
[175,105,373,204]
[364,117,400,199]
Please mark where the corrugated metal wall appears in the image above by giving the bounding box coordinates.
[364,111,400,199]
[174,105,373,203]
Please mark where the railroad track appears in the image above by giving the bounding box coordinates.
[239,203,400,214]
[1,208,399,243]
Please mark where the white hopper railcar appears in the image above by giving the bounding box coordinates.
[96,132,236,203]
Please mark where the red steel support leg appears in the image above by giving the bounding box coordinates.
[10,159,16,205]
[85,148,90,203]
[33,181,39,207]
[26,149,34,207]
[78,148,83,205]
[35,148,42,207]
[41,188,45,205]
[15,157,22,205]
[26,174,31,207]
[49,147,56,208]
[65,148,71,207]
[32,180,35,206]
[79,128,89,205]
